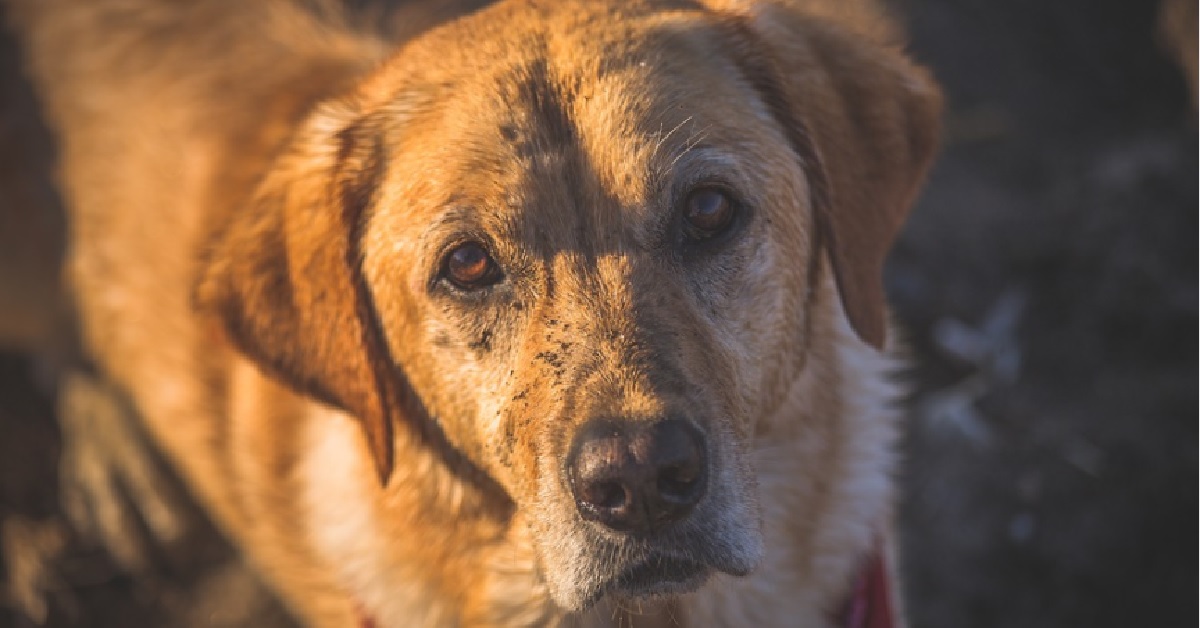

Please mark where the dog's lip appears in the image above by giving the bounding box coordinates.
[603,556,712,599]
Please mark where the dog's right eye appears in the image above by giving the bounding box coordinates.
[443,241,503,290]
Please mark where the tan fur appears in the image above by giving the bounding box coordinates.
[8,0,940,625]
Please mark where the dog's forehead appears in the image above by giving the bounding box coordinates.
[379,2,778,255]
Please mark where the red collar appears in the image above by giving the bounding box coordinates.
[356,601,375,628]
[837,549,897,628]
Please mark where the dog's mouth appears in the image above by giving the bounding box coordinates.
[540,426,764,611]
[614,556,710,593]
[586,555,711,606]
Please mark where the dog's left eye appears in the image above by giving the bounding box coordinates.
[681,187,738,242]
[443,241,503,290]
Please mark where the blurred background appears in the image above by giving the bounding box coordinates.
[0,0,1195,626]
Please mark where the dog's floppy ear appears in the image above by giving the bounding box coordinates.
[714,2,942,348]
[195,101,398,483]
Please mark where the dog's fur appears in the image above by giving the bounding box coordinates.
[7,0,940,625]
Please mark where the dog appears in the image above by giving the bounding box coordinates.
[7,0,941,625]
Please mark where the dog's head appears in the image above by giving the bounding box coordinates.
[197,0,939,611]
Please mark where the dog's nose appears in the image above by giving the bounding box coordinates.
[567,418,707,534]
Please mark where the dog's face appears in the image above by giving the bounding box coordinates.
[198,0,940,612]
[358,11,810,607]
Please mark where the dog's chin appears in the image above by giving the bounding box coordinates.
[540,512,765,611]
[608,557,712,598]
[561,556,710,611]
[555,549,758,612]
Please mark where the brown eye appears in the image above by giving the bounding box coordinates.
[445,241,502,289]
[682,187,736,241]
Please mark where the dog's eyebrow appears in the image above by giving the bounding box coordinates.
[670,145,740,171]
[649,143,744,192]
[417,202,526,254]
[423,204,485,232]
[666,129,713,172]
[648,115,696,165]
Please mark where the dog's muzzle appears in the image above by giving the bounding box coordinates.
[564,418,727,602]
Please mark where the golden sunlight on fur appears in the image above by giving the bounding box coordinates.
[7,0,940,625]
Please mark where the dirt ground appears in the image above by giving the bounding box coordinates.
[0,0,1195,627]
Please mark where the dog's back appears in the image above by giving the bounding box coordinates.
[8,0,380,525]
